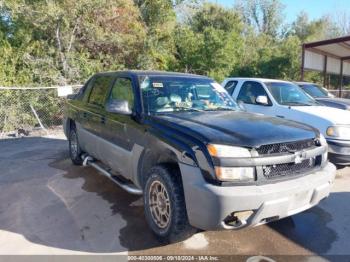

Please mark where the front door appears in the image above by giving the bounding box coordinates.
[98,76,137,179]
[236,81,276,117]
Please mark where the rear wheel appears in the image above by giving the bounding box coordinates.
[69,124,83,165]
[143,165,195,243]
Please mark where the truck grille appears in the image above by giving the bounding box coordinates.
[262,158,317,179]
[257,139,322,180]
[256,139,316,155]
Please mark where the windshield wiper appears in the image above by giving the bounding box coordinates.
[173,106,204,112]
[204,106,236,111]
[282,102,313,106]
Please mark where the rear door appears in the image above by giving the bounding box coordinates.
[78,74,115,159]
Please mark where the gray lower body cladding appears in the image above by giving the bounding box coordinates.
[180,162,336,231]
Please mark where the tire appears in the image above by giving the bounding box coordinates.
[143,165,195,243]
[69,124,83,165]
[335,164,345,170]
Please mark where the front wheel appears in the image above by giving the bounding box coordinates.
[143,165,195,243]
[69,125,83,165]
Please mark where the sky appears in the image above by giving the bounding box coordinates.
[211,0,350,23]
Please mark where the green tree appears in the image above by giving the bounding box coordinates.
[134,0,179,70]
[233,33,301,80]
[235,0,284,37]
[1,0,146,85]
[173,3,244,81]
[289,12,341,42]
[0,0,146,132]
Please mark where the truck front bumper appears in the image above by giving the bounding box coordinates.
[327,139,350,165]
[180,162,336,231]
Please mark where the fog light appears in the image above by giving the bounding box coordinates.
[224,210,254,228]
[234,210,254,221]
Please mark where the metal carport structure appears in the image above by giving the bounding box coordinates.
[301,35,350,97]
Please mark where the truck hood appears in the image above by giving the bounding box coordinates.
[316,97,350,107]
[151,111,317,148]
[291,105,350,125]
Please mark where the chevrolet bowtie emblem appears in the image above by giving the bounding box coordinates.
[294,151,306,164]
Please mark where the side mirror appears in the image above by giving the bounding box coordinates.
[256,96,269,106]
[237,100,247,111]
[106,99,132,115]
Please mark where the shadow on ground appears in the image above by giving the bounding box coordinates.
[49,157,164,252]
[0,136,168,253]
[269,207,337,253]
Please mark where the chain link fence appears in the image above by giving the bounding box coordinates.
[0,86,81,138]
[0,85,349,139]
[329,90,350,99]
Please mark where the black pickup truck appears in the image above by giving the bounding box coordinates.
[63,71,335,242]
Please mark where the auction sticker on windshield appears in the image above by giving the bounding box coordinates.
[152,82,164,88]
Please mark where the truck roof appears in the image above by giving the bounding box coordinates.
[224,77,292,84]
[94,70,211,79]
[294,81,316,85]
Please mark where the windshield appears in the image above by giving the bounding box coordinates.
[266,82,319,106]
[300,84,328,98]
[139,76,238,114]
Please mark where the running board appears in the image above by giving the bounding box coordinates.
[82,155,143,195]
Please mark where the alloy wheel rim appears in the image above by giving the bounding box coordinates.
[148,180,171,229]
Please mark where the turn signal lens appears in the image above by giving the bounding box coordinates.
[207,144,251,158]
[326,127,335,137]
[207,144,218,157]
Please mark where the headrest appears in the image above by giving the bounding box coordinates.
[155,97,169,106]
[169,94,182,103]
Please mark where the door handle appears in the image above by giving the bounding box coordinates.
[101,116,106,124]
[276,115,285,118]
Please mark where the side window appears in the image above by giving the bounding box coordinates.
[80,78,95,101]
[108,78,134,110]
[224,80,238,95]
[74,77,94,101]
[237,81,271,105]
[88,75,114,107]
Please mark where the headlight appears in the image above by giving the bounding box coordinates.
[207,144,251,158]
[326,126,350,140]
[215,167,255,182]
[207,144,253,182]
